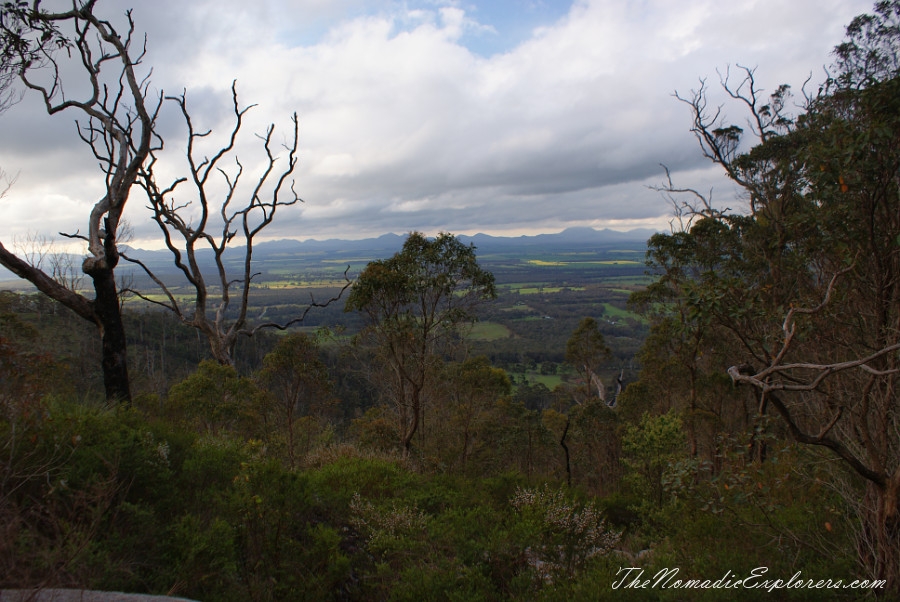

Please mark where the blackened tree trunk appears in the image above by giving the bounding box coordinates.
[88,261,131,403]
[0,4,162,403]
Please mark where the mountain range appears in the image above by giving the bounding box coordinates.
[238,226,656,257]
[0,227,657,284]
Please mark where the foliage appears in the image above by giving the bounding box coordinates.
[564,317,612,402]
[349,492,429,559]
[833,0,900,87]
[622,411,686,510]
[2,5,897,596]
[166,360,264,436]
[510,485,621,582]
[257,332,336,467]
[631,0,900,590]
[346,231,496,455]
[428,356,513,473]
[0,389,873,599]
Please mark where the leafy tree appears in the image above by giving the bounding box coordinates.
[627,223,758,463]
[647,0,900,588]
[435,355,512,472]
[567,398,622,496]
[565,317,612,403]
[483,397,556,478]
[345,232,496,456]
[557,317,613,485]
[622,411,685,509]
[257,332,334,468]
[833,0,900,88]
[167,360,262,436]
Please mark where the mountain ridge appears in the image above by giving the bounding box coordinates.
[1,227,656,283]
[250,227,656,256]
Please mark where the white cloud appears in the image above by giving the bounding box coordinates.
[0,0,877,250]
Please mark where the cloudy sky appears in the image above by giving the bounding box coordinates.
[0,0,876,248]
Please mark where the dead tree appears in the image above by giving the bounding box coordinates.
[0,2,162,402]
[124,84,348,367]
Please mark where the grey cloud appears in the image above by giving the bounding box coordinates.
[0,0,877,251]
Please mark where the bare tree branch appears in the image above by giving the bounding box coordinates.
[129,83,343,365]
[726,264,898,487]
[648,164,725,232]
[249,266,353,335]
[0,3,165,401]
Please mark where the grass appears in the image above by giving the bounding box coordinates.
[512,372,564,390]
[598,275,655,286]
[502,283,585,294]
[467,321,512,341]
[599,302,649,324]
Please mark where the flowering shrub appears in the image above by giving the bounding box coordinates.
[349,493,429,558]
[511,485,621,581]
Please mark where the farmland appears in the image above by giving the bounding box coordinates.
[0,228,654,392]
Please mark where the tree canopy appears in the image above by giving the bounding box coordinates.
[633,0,900,589]
[346,231,496,455]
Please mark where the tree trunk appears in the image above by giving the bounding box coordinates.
[206,332,236,367]
[560,417,572,487]
[401,387,422,458]
[88,264,131,404]
[0,242,131,403]
[863,477,900,593]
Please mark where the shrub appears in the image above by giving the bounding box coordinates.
[511,485,621,582]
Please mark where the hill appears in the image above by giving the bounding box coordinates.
[0,228,657,288]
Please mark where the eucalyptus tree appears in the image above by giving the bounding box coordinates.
[565,317,612,404]
[345,232,496,456]
[643,0,900,588]
[257,332,334,469]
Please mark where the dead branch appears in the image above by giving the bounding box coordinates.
[648,164,725,231]
[249,266,353,335]
[726,263,887,394]
[129,83,340,365]
[0,3,166,401]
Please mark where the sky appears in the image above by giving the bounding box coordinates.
[0,0,877,249]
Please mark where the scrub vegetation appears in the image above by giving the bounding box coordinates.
[1,1,898,599]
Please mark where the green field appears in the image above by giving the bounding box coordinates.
[467,321,512,341]
[512,372,564,390]
[601,302,636,320]
[515,286,570,294]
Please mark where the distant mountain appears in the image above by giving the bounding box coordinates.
[250,232,407,257]
[251,228,656,257]
[1,228,656,283]
[458,227,656,251]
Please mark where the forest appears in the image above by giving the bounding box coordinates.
[1,1,899,600]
